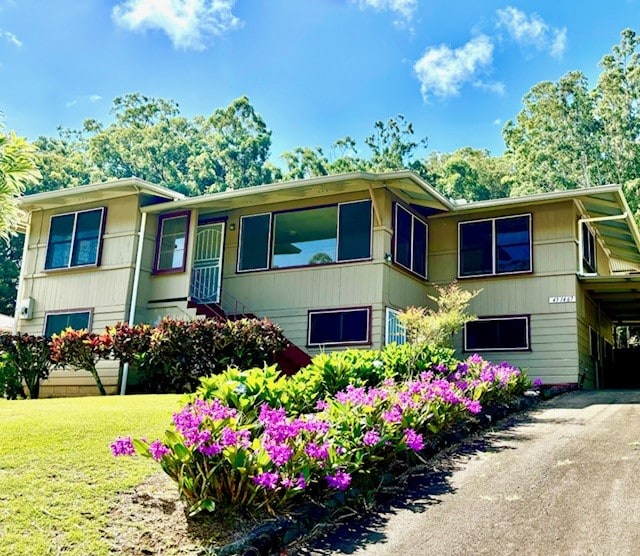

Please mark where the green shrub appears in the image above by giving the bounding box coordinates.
[0,333,53,399]
[135,317,288,393]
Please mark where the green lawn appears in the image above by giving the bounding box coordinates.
[0,395,182,556]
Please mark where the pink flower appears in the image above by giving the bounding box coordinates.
[363,430,381,446]
[148,440,170,461]
[110,436,135,457]
[403,428,424,452]
[326,470,351,490]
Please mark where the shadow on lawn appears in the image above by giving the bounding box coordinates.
[290,411,536,556]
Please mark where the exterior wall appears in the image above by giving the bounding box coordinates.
[16,194,142,396]
[218,188,387,353]
[428,201,581,385]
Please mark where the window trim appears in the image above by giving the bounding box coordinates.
[237,212,273,273]
[307,306,372,348]
[582,222,597,274]
[237,200,373,274]
[393,202,429,279]
[43,308,93,337]
[458,213,532,279]
[153,210,191,275]
[44,207,106,271]
[463,315,531,352]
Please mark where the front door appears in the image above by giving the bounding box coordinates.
[190,222,225,304]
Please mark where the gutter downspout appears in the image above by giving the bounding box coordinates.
[577,213,628,275]
[120,210,147,395]
[12,212,32,334]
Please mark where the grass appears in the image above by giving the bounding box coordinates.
[0,394,182,556]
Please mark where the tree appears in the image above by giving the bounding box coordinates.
[0,124,40,241]
[33,128,101,193]
[86,93,196,194]
[0,235,23,315]
[419,147,513,201]
[503,71,603,196]
[593,28,640,188]
[365,115,427,172]
[187,96,279,193]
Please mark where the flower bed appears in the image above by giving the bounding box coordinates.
[112,347,533,517]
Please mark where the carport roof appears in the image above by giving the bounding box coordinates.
[579,275,640,322]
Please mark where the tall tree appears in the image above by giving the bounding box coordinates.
[503,71,603,196]
[593,28,640,187]
[86,93,196,194]
[365,115,427,172]
[187,96,279,193]
[419,147,514,201]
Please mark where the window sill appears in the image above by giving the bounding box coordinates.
[237,258,373,274]
[457,269,533,280]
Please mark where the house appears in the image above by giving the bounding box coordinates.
[12,171,640,396]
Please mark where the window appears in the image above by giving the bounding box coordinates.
[155,212,190,273]
[308,307,370,346]
[238,200,372,272]
[582,223,596,273]
[44,310,91,337]
[385,308,406,345]
[459,214,531,278]
[394,204,428,278]
[464,316,530,351]
[45,208,105,270]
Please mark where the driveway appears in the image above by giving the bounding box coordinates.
[294,390,640,555]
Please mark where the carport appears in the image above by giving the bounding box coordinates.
[580,275,640,388]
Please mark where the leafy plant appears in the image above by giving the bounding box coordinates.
[49,328,111,395]
[398,282,481,349]
[0,333,53,399]
[113,352,531,516]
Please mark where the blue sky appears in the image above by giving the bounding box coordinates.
[0,0,638,166]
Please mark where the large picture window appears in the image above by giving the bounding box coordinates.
[464,316,530,351]
[394,204,428,278]
[308,307,370,347]
[459,214,531,278]
[154,212,190,273]
[238,200,372,272]
[45,208,105,270]
[44,310,91,337]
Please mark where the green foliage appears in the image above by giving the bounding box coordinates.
[0,124,41,241]
[120,353,530,516]
[48,328,110,395]
[134,317,288,394]
[0,333,53,399]
[418,147,514,201]
[0,234,22,315]
[398,282,480,349]
[504,28,640,219]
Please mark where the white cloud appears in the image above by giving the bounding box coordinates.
[474,80,505,96]
[496,6,567,58]
[493,118,502,126]
[349,0,417,27]
[112,0,241,50]
[414,35,494,101]
[0,30,22,47]
[66,94,103,108]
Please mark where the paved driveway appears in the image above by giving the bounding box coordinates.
[295,390,640,556]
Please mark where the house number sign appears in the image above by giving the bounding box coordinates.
[548,296,576,304]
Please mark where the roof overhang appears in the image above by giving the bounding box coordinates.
[580,275,640,322]
[140,171,455,214]
[17,178,184,212]
[449,184,640,269]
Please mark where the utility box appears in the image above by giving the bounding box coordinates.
[18,297,34,320]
